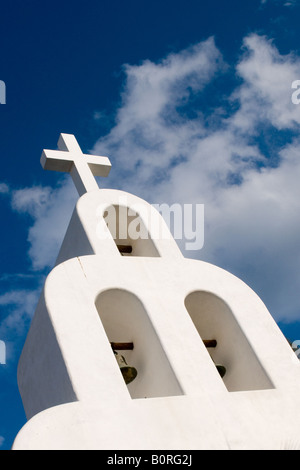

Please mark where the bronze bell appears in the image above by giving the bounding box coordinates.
[216,364,226,378]
[203,339,226,379]
[114,350,138,384]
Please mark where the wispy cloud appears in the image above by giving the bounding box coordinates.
[2,34,300,327]
[94,37,224,191]
[0,289,40,338]
[232,34,300,131]
[261,0,298,6]
[0,183,9,194]
[92,34,300,322]
[11,186,53,218]
[10,179,77,270]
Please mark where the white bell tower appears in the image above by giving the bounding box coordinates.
[12,134,300,450]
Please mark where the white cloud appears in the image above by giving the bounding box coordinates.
[91,34,300,323]
[11,186,53,218]
[11,179,77,270]
[261,0,298,6]
[94,37,225,192]
[0,182,9,194]
[0,289,40,335]
[197,138,300,321]
[0,436,5,447]
[0,288,41,363]
[231,34,300,132]
[25,180,77,270]
[0,183,77,358]
[3,34,300,326]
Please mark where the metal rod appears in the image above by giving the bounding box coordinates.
[111,340,216,350]
[117,245,133,254]
[203,339,217,348]
[111,342,134,350]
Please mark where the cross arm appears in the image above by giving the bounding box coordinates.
[40,133,112,196]
[40,149,75,173]
[86,154,111,177]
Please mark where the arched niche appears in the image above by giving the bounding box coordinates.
[185,291,274,392]
[103,204,160,257]
[95,289,183,399]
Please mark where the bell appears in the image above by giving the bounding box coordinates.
[210,355,226,378]
[203,339,226,378]
[114,350,138,384]
[216,364,226,378]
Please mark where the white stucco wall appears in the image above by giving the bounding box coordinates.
[13,189,300,450]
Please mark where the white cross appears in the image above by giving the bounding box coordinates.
[40,133,111,196]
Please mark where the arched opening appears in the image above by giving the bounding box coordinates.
[103,204,160,257]
[185,291,274,392]
[95,289,183,399]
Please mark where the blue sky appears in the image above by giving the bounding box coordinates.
[0,0,300,450]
